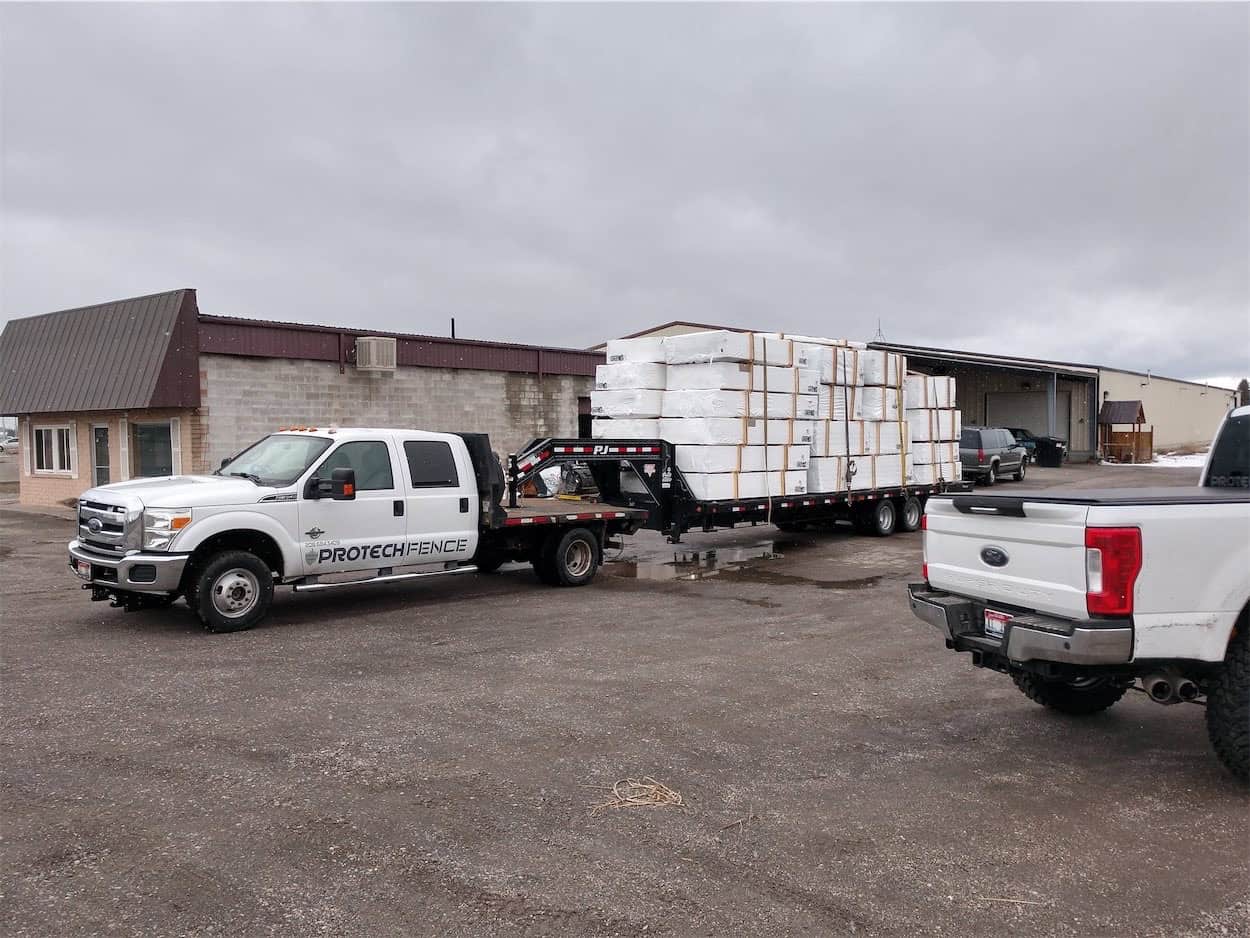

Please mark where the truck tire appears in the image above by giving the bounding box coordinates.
[1011,672,1128,715]
[541,527,599,587]
[900,497,923,532]
[1206,627,1249,783]
[983,463,997,486]
[192,551,274,633]
[1013,461,1027,482]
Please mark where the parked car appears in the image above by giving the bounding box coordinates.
[1005,427,1039,460]
[908,403,1250,780]
[960,426,1027,485]
[1007,427,1068,467]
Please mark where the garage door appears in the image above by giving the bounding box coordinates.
[985,391,1071,437]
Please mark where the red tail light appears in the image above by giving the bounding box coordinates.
[1085,527,1142,616]
[977,448,985,464]
[920,512,929,582]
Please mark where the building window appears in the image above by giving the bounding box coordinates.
[34,425,74,473]
[132,422,174,477]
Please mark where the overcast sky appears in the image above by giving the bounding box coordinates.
[2,3,1247,382]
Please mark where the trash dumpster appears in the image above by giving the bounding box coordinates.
[1034,437,1067,468]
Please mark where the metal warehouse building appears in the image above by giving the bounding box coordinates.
[0,289,600,507]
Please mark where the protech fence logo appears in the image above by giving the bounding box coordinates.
[309,538,470,565]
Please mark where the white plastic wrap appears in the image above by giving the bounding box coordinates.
[664,363,819,394]
[857,350,905,387]
[660,417,815,446]
[681,470,808,501]
[817,385,851,420]
[591,418,660,439]
[590,389,663,418]
[663,330,794,366]
[661,390,817,420]
[907,408,962,442]
[595,362,667,391]
[903,374,956,409]
[606,336,666,364]
[853,387,902,421]
[675,444,810,474]
[807,456,849,493]
[911,440,958,465]
[849,453,907,491]
[816,419,906,456]
[910,461,961,485]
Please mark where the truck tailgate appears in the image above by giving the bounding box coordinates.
[925,494,1090,620]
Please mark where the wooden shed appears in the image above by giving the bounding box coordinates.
[1098,400,1152,463]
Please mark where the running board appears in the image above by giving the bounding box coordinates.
[291,566,478,592]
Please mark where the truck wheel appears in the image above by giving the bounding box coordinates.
[983,464,997,486]
[193,551,274,633]
[1013,461,1027,482]
[900,497,922,532]
[1206,627,1249,783]
[1011,672,1127,715]
[542,528,599,587]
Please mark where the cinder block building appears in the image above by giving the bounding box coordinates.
[0,289,599,506]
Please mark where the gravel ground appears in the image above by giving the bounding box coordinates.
[2,462,1246,936]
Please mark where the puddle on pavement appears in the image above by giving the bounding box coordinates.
[604,541,883,591]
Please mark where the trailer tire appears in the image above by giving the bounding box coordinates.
[900,496,923,532]
[1206,625,1249,783]
[1011,672,1128,715]
[543,527,599,587]
[192,551,274,634]
[869,499,897,537]
[776,521,807,533]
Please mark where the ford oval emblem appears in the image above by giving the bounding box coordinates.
[87,517,103,534]
[981,546,1009,568]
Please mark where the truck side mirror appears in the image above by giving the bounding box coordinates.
[219,457,230,470]
[330,467,356,501]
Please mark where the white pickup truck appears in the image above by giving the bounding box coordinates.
[908,405,1250,781]
[68,428,646,633]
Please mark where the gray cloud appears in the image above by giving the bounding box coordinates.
[2,3,1246,379]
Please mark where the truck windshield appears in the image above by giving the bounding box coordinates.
[218,435,333,487]
[1205,414,1249,489]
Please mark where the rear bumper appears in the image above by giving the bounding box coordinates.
[907,583,1132,666]
[68,540,188,595]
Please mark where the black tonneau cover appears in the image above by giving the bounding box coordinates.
[934,486,1250,510]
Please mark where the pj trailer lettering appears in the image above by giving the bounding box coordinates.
[313,538,470,564]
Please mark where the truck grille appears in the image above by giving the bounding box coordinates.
[78,500,138,553]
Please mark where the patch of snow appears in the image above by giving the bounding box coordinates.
[1137,451,1209,468]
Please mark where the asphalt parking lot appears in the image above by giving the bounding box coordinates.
[2,462,1246,937]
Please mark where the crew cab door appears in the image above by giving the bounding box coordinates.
[298,438,407,575]
[399,436,478,564]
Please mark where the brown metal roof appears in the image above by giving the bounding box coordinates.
[199,314,603,376]
[0,290,201,416]
[1099,400,1147,425]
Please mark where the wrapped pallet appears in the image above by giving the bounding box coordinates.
[606,336,666,364]
[816,420,907,457]
[903,374,956,410]
[675,444,810,474]
[907,408,962,442]
[856,350,905,387]
[910,461,962,485]
[817,385,852,420]
[683,469,808,500]
[807,456,849,492]
[665,362,819,394]
[849,452,908,491]
[590,389,663,418]
[660,417,815,447]
[911,440,958,465]
[661,390,818,420]
[591,418,661,439]
[663,330,794,366]
[595,362,667,391]
[852,387,902,421]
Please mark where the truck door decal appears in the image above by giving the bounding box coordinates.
[309,537,470,566]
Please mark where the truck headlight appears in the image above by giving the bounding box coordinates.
[143,508,192,550]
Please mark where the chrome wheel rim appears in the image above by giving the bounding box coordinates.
[904,501,921,529]
[211,568,260,619]
[877,502,895,529]
[564,540,593,578]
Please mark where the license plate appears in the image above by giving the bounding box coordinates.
[74,560,92,580]
[984,609,1012,640]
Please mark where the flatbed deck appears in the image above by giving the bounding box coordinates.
[499,501,648,528]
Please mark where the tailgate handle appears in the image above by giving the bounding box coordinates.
[951,496,1026,517]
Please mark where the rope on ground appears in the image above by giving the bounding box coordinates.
[591,777,684,816]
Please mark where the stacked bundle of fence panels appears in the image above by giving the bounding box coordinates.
[590,338,668,438]
[805,345,910,492]
[904,375,962,484]
[660,331,816,499]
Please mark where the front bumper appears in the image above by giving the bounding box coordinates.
[907,583,1132,666]
[68,540,189,595]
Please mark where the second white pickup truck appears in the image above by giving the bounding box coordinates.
[907,405,1250,781]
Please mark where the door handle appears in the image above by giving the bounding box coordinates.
[459,497,469,513]
[393,500,404,517]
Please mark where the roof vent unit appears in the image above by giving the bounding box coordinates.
[355,336,397,372]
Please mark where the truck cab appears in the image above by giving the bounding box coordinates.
[69,428,645,633]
